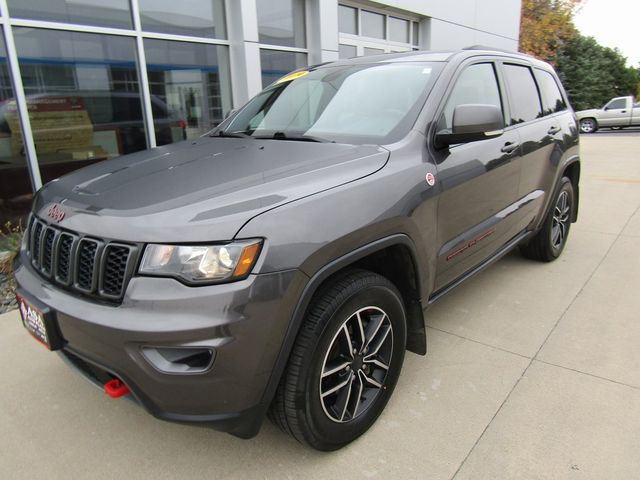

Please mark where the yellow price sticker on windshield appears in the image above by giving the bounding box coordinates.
[276,70,309,84]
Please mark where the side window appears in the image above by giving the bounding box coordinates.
[535,70,567,115]
[441,63,503,131]
[606,98,627,110]
[503,64,542,125]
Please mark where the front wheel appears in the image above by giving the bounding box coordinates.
[579,118,597,134]
[269,270,407,450]
[521,176,575,262]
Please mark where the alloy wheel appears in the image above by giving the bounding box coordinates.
[551,190,571,250]
[319,306,393,423]
[580,119,595,133]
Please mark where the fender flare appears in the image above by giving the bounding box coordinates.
[257,234,424,410]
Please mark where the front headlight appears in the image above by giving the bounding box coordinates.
[139,239,262,284]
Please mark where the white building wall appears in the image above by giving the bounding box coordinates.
[374,0,521,51]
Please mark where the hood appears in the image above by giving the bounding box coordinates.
[34,136,389,242]
[575,108,600,118]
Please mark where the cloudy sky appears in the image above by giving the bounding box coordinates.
[573,0,640,67]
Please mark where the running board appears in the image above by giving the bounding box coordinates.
[428,230,532,305]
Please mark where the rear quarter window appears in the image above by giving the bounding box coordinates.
[503,64,542,125]
[535,69,567,115]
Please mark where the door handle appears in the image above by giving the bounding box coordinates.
[621,110,627,113]
[547,126,561,135]
[500,142,520,154]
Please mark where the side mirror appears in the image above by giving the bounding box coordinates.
[435,104,504,148]
[224,108,238,120]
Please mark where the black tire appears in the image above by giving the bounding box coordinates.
[521,176,574,262]
[579,117,597,134]
[269,269,407,451]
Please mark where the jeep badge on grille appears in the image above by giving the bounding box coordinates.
[47,204,65,223]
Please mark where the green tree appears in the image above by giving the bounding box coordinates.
[555,34,639,110]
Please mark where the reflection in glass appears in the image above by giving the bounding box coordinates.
[260,50,307,88]
[257,0,306,48]
[339,44,357,59]
[363,47,385,56]
[13,28,146,186]
[361,10,385,39]
[139,0,226,39]
[144,39,232,145]
[338,5,358,35]
[0,36,29,228]
[7,0,132,29]
[389,17,409,43]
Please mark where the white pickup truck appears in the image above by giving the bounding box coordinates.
[576,96,640,133]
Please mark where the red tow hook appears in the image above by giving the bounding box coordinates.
[104,378,130,399]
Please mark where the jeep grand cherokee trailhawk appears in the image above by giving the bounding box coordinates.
[15,49,580,451]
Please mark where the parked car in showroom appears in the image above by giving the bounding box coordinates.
[576,95,640,133]
[14,48,580,451]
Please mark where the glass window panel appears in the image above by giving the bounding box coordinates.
[535,70,566,115]
[0,36,31,228]
[339,44,357,59]
[503,64,543,124]
[257,0,306,48]
[413,22,420,46]
[139,0,226,39]
[144,39,232,145]
[260,50,307,88]
[361,10,385,39]
[363,47,385,56]
[388,17,409,43]
[338,5,358,35]
[442,63,503,130]
[13,28,146,185]
[7,0,132,29]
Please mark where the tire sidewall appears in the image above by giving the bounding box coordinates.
[300,283,406,449]
[547,177,574,258]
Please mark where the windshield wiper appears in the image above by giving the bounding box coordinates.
[255,131,332,143]
[212,130,252,138]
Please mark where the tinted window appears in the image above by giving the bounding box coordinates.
[536,70,566,115]
[503,64,542,124]
[361,10,385,39]
[8,0,131,29]
[606,98,627,109]
[139,0,226,39]
[339,44,357,59]
[441,63,503,130]
[338,5,358,34]
[14,28,145,184]
[389,17,410,43]
[257,0,306,48]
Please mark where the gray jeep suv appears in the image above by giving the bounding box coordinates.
[14,49,580,451]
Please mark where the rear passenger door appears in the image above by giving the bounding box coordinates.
[499,62,553,228]
[432,61,522,291]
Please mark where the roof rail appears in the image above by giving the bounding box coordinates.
[463,45,516,54]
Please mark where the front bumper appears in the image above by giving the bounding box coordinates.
[14,255,307,438]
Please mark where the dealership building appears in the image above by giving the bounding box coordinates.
[0,0,521,226]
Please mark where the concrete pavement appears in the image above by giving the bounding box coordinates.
[1,134,639,479]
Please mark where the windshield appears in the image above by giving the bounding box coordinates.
[219,62,443,144]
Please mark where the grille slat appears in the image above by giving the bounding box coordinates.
[55,233,75,285]
[102,245,131,297]
[26,216,136,303]
[41,228,56,275]
[76,239,99,292]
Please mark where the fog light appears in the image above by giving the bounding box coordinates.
[141,346,215,374]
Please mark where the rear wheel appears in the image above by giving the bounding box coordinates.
[269,270,406,451]
[521,176,574,262]
[579,118,597,133]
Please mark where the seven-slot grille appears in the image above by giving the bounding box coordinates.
[26,216,138,302]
